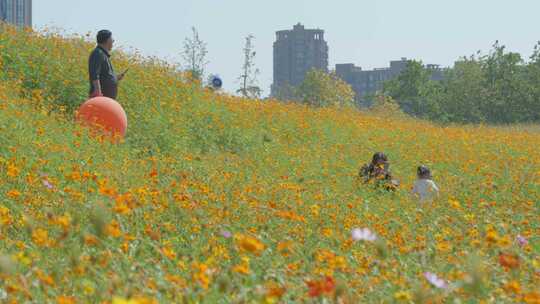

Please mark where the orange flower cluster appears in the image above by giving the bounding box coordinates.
[306,276,336,298]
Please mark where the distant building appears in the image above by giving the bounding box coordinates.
[336,58,444,105]
[0,0,32,27]
[272,23,328,97]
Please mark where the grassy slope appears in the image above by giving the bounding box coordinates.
[0,25,539,303]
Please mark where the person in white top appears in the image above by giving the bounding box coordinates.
[412,165,440,202]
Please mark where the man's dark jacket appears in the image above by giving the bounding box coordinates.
[88,46,118,99]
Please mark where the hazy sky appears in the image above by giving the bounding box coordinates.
[35,0,539,96]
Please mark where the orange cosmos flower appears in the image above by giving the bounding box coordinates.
[266,282,286,300]
[6,189,21,199]
[84,234,99,246]
[56,296,76,304]
[306,276,335,298]
[523,292,540,304]
[498,252,520,270]
[503,280,521,294]
[105,220,123,238]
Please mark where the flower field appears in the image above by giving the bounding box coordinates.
[0,25,539,303]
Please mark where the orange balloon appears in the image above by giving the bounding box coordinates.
[76,97,127,138]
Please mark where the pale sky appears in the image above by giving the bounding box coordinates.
[35,0,540,96]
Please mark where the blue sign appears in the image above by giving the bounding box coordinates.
[211,76,223,89]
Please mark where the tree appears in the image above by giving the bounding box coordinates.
[181,27,208,81]
[272,82,298,102]
[381,42,540,124]
[526,41,540,121]
[369,94,404,118]
[439,58,487,123]
[383,60,432,116]
[237,35,261,99]
[296,69,355,108]
[480,41,529,123]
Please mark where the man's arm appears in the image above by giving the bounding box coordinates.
[117,68,129,81]
[91,80,102,97]
[89,51,103,96]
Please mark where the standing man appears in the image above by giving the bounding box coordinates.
[88,30,127,99]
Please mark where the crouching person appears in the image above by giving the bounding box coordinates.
[359,152,400,191]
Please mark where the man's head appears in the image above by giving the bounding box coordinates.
[371,152,388,166]
[97,30,114,52]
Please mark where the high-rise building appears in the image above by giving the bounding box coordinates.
[272,23,328,97]
[336,58,444,106]
[0,0,32,27]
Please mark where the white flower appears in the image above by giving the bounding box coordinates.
[351,228,377,242]
[424,272,448,289]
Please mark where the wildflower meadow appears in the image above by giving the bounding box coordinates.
[0,25,539,303]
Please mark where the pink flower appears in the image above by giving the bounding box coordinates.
[42,179,54,189]
[424,272,448,289]
[220,230,232,238]
[351,228,377,242]
[516,235,528,247]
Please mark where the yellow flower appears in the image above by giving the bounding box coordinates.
[394,290,412,301]
[113,201,131,214]
[0,206,12,226]
[277,241,294,257]
[503,280,521,294]
[6,163,19,177]
[112,297,140,304]
[497,235,512,247]
[32,228,51,247]
[310,204,320,217]
[236,234,265,255]
[486,229,499,244]
[448,199,461,210]
[83,281,95,295]
[233,256,251,275]
[14,252,31,266]
[322,227,333,237]
[55,215,71,230]
[191,262,211,289]
[436,241,452,252]
[36,269,55,287]
[165,274,186,289]
[233,262,250,275]
[532,258,540,270]
[162,246,176,260]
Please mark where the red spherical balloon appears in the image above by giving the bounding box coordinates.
[76,97,127,138]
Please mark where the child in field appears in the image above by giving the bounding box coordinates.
[359,152,400,191]
[412,165,440,202]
